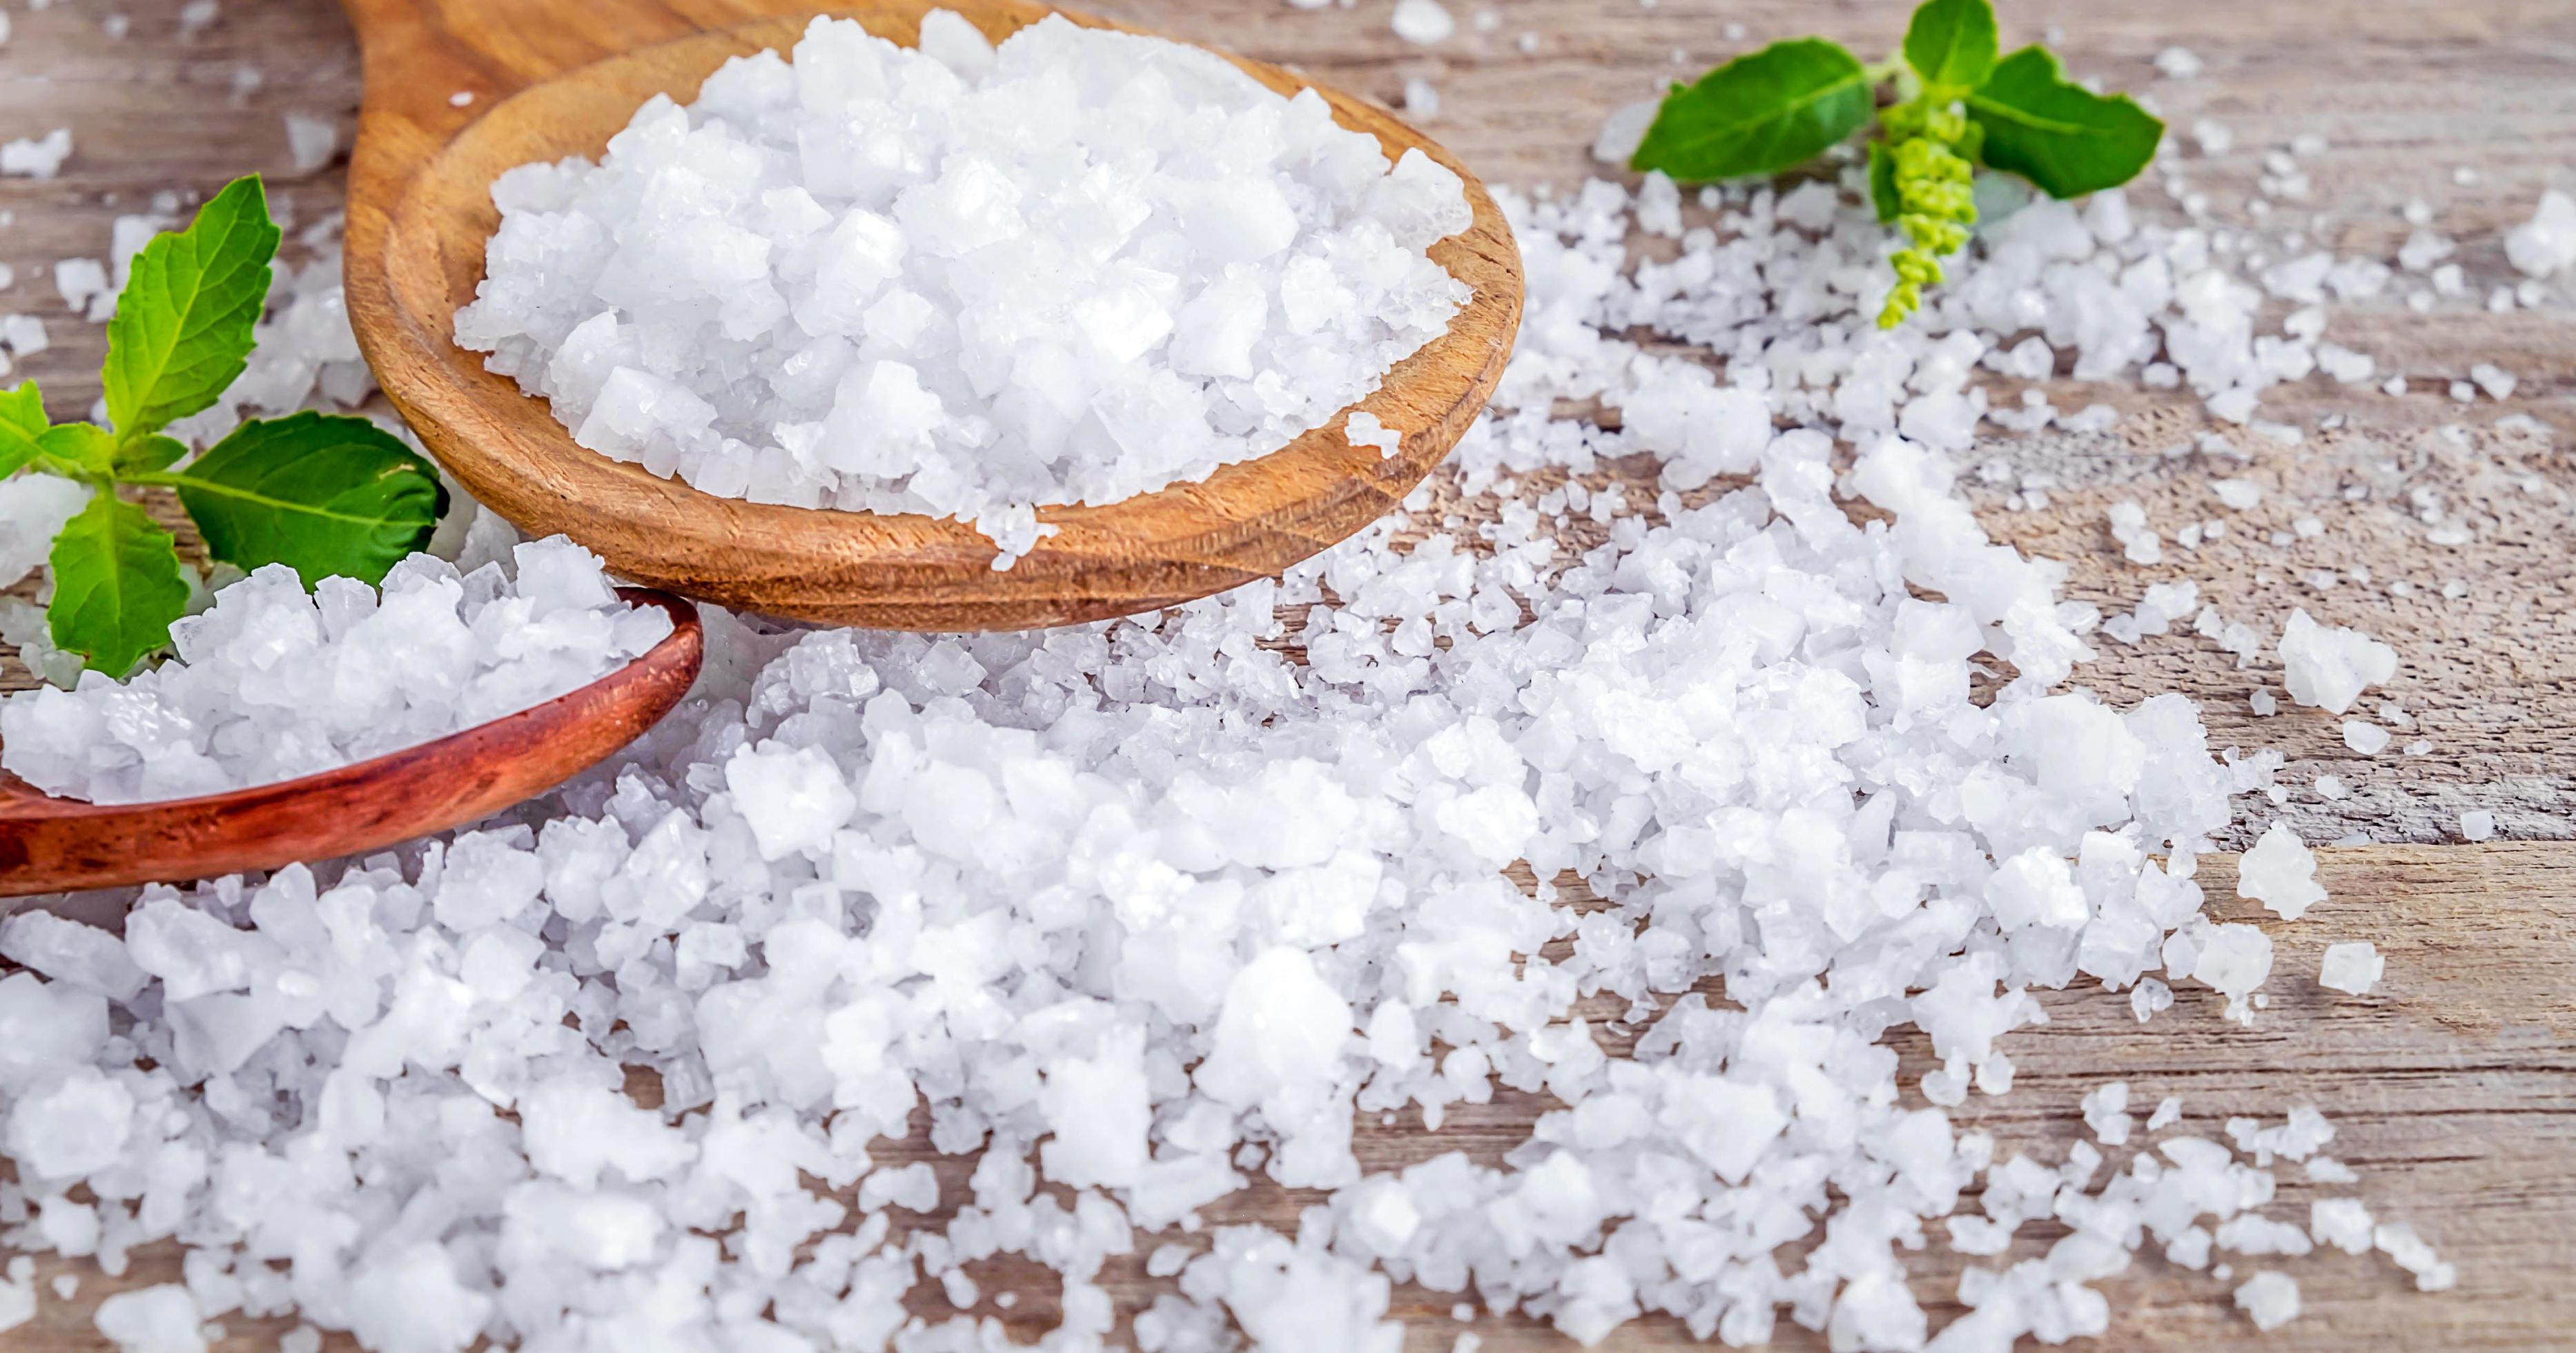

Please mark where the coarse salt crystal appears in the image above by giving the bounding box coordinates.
[2318,942,2383,995]
[1391,0,1455,43]
[2234,1271,2299,1331]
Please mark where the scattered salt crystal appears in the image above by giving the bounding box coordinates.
[2278,608,2398,713]
[178,0,219,34]
[1591,99,1657,165]
[2310,1198,2374,1254]
[449,90,475,107]
[1391,0,1455,43]
[1403,77,1441,119]
[2319,942,2383,995]
[2108,500,2163,564]
[2376,1223,2457,1291]
[456,16,1470,563]
[0,128,71,179]
[0,1263,29,1335]
[93,1285,205,1353]
[2154,46,2204,79]
[1344,410,1403,458]
[2212,478,2261,509]
[2147,1096,2183,1131]
[2459,809,2497,841]
[53,259,108,315]
[2238,823,2325,921]
[2234,1271,2299,1331]
[2504,190,2576,278]
[2081,1082,2134,1145]
[2470,362,2517,400]
[2342,719,2390,755]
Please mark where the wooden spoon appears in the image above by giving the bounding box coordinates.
[0,589,701,903]
[340,0,1523,632]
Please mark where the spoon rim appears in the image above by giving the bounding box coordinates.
[0,587,701,898]
[347,1,1524,631]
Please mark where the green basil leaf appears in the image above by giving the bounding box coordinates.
[1868,140,1902,222]
[46,492,191,678]
[102,175,280,441]
[113,434,191,476]
[172,411,447,587]
[1904,0,1999,92]
[0,382,48,479]
[1966,47,2164,198]
[35,424,118,480]
[1631,38,1875,182]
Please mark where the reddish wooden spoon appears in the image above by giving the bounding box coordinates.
[0,588,701,903]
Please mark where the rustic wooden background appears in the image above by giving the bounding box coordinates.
[1,0,2573,1348]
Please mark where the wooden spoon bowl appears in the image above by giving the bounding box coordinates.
[0,589,701,903]
[341,0,1524,632]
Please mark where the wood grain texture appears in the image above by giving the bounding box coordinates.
[0,588,701,901]
[340,0,1525,630]
[0,0,2572,1348]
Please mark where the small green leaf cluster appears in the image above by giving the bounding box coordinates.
[4,176,447,677]
[1630,0,2163,327]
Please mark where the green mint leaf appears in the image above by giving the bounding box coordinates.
[1966,47,2163,198]
[0,382,48,479]
[1630,38,1874,182]
[171,411,447,587]
[46,492,191,678]
[35,424,118,480]
[1868,140,1902,222]
[1903,0,1999,92]
[102,175,280,442]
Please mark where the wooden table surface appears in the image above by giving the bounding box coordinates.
[2,0,2573,1348]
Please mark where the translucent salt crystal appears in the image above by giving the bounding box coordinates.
[2234,1271,2299,1331]
[1591,99,1657,165]
[0,128,70,179]
[53,258,108,314]
[2505,190,2576,278]
[2318,942,2382,995]
[2310,1198,2374,1254]
[2154,46,2204,78]
[1391,0,1455,43]
[283,113,338,171]
[2237,823,2324,921]
[2342,719,2390,755]
[94,1284,205,1353]
[0,1265,28,1334]
[2459,809,2496,841]
[1344,411,1403,458]
[2277,609,2397,714]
